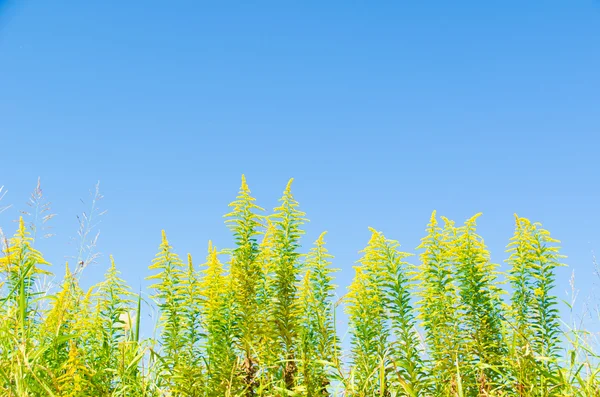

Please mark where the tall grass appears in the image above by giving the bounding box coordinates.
[0,177,598,396]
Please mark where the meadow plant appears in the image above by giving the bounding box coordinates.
[0,177,598,396]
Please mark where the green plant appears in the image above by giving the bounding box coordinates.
[0,177,596,397]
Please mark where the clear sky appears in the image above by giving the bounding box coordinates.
[1,1,599,343]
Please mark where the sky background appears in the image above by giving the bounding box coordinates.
[1,0,599,346]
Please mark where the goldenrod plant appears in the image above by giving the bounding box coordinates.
[225,175,265,396]
[270,179,307,393]
[414,212,460,395]
[297,232,339,396]
[200,242,239,396]
[0,177,598,396]
[146,230,187,391]
[170,253,204,396]
[452,214,506,394]
[506,216,567,396]
[346,230,391,395]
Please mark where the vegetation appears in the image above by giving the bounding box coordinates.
[0,177,598,396]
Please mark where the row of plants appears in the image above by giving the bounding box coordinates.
[0,177,598,396]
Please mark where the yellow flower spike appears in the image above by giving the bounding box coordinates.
[241,173,249,192]
[285,177,294,194]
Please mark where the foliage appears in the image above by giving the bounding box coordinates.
[0,177,597,397]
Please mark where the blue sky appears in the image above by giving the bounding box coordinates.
[1,1,599,343]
